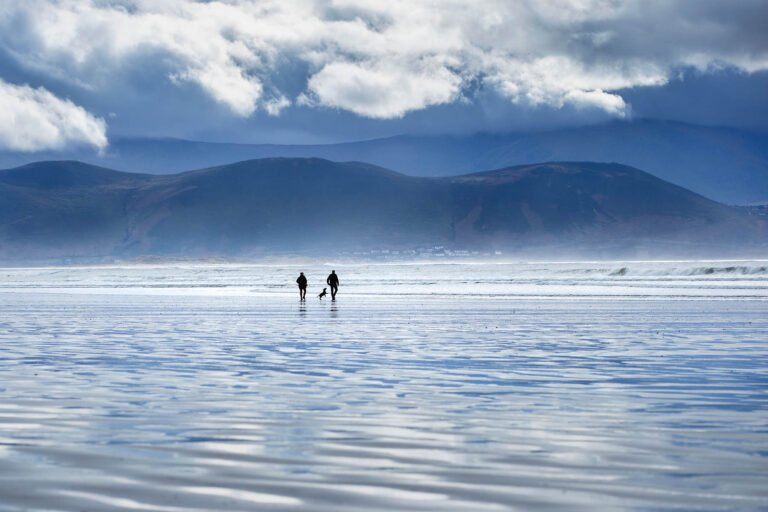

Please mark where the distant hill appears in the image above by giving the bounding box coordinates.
[0,159,764,261]
[1,120,766,204]
[0,161,146,189]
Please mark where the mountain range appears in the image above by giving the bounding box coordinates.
[1,120,766,205]
[0,158,763,262]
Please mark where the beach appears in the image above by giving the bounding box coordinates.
[0,261,766,511]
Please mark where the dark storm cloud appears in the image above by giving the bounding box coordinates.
[0,0,766,150]
[622,69,768,131]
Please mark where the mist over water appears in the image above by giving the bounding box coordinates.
[0,261,766,511]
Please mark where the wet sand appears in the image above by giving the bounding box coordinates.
[0,262,766,511]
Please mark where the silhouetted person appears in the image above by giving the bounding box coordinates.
[296,272,308,300]
[326,270,339,300]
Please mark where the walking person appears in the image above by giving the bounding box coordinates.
[296,272,308,300]
[326,270,339,300]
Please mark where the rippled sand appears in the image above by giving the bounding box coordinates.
[0,261,766,511]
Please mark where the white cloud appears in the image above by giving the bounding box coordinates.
[263,95,292,116]
[306,59,462,118]
[173,62,262,117]
[485,55,668,116]
[563,90,627,116]
[0,0,766,123]
[0,80,107,152]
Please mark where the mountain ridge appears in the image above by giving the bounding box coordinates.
[1,158,763,262]
[1,120,766,204]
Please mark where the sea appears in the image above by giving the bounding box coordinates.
[0,260,766,511]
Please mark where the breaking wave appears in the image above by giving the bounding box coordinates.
[606,265,768,277]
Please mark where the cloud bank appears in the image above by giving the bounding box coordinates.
[0,0,766,147]
[0,80,107,152]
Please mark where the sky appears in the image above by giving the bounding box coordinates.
[0,0,767,151]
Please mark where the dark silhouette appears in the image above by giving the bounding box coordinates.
[296,272,308,300]
[318,288,327,300]
[326,270,339,300]
[1,160,761,260]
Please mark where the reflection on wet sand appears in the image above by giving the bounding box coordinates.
[0,262,766,511]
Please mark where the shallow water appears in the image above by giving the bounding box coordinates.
[0,261,767,511]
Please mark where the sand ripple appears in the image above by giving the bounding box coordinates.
[0,263,766,511]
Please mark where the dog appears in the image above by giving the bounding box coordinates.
[318,288,327,299]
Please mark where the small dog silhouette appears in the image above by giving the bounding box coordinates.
[318,288,327,299]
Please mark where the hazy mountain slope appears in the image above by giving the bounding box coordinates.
[0,135,502,182]
[0,162,146,255]
[0,161,144,189]
[0,159,761,260]
[476,121,768,205]
[0,120,765,204]
[448,162,737,247]
[126,159,452,254]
